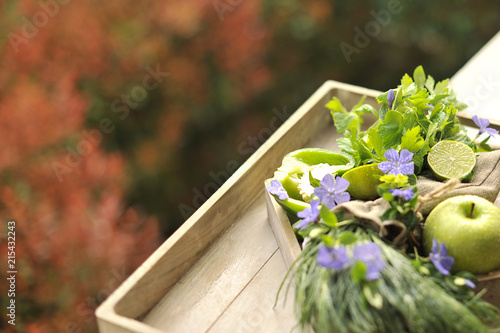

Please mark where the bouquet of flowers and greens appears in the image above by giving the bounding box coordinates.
[266,66,500,333]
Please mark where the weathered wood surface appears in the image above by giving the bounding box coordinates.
[96,31,500,332]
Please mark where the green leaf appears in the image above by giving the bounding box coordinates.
[337,136,355,156]
[401,73,413,92]
[402,107,419,132]
[425,75,435,92]
[379,104,389,122]
[325,97,346,113]
[384,110,403,124]
[380,111,403,149]
[401,127,425,153]
[412,141,430,173]
[382,192,394,202]
[367,127,383,158]
[320,205,337,227]
[321,235,335,247]
[413,66,426,88]
[351,261,367,283]
[354,104,378,118]
[407,89,429,108]
[333,112,359,134]
[339,231,358,245]
[354,137,376,163]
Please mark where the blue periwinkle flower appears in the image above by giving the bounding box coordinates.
[295,200,320,229]
[473,115,498,138]
[317,245,350,269]
[314,174,350,210]
[353,243,386,281]
[390,188,414,201]
[387,89,395,109]
[266,179,289,200]
[430,239,454,276]
[378,149,414,175]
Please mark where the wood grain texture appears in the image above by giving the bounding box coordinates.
[206,251,305,333]
[142,195,278,332]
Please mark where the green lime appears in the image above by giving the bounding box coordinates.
[342,164,384,200]
[427,140,476,181]
[274,148,355,200]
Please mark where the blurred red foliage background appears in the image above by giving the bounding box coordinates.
[1,0,499,331]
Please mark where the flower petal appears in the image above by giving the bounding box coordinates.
[384,149,400,163]
[465,279,476,289]
[314,187,329,202]
[431,239,438,254]
[439,242,448,257]
[399,162,415,175]
[479,117,491,129]
[399,149,414,163]
[437,257,454,275]
[320,173,335,190]
[310,200,320,212]
[472,115,481,127]
[334,192,350,206]
[294,219,309,229]
[485,127,499,137]
[365,269,381,281]
[297,207,310,219]
[334,176,350,193]
[378,161,394,174]
[322,196,336,210]
[387,89,395,108]
[317,245,350,269]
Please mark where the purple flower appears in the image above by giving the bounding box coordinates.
[378,149,414,175]
[266,179,289,200]
[425,103,434,110]
[464,279,476,289]
[430,239,454,276]
[317,245,350,269]
[353,243,386,281]
[295,200,320,229]
[390,188,414,201]
[313,174,350,210]
[473,115,498,138]
[387,89,395,109]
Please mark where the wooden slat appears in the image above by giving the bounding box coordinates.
[206,251,303,333]
[142,196,278,331]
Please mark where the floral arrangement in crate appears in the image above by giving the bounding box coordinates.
[266,66,500,333]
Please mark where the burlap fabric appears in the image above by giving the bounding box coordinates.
[332,149,500,248]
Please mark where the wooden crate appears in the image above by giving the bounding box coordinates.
[96,80,500,332]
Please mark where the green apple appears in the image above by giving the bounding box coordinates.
[423,195,500,274]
